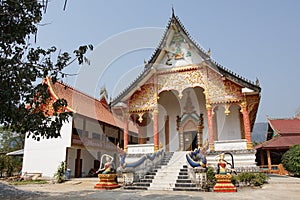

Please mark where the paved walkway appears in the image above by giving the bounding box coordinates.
[1,175,299,200]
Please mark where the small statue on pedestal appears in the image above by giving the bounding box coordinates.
[213,153,237,192]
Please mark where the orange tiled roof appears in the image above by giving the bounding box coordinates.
[45,77,137,133]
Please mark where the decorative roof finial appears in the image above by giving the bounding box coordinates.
[144,59,147,66]
[255,78,260,86]
[172,5,175,17]
[207,48,211,57]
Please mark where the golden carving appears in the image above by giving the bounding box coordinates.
[247,142,253,150]
[240,101,247,113]
[206,68,243,104]
[206,104,212,110]
[224,104,231,116]
[129,81,157,112]
[153,108,159,115]
[158,68,205,95]
[138,113,144,123]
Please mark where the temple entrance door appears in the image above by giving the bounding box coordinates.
[183,131,197,151]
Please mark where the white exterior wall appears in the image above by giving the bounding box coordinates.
[22,117,73,178]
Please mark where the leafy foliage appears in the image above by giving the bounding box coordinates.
[234,172,269,187]
[282,145,300,176]
[205,167,216,189]
[0,0,92,140]
[0,127,24,177]
[54,161,66,183]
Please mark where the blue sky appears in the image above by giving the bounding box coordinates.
[35,0,300,122]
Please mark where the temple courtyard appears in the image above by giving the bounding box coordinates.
[1,175,299,200]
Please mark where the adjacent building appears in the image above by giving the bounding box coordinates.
[22,78,137,178]
[255,115,300,174]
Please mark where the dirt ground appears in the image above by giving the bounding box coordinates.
[1,176,300,200]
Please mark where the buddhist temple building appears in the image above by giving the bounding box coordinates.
[111,12,261,169]
[23,11,262,178]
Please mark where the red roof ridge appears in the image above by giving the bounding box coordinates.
[46,77,102,104]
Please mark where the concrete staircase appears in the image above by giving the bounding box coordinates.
[124,151,203,191]
[148,151,187,191]
[173,165,204,191]
[124,152,174,190]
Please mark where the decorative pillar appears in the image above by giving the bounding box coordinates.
[241,102,253,149]
[197,113,204,148]
[267,149,272,172]
[206,104,215,151]
[123,114,129,152]
[153,109,159,152]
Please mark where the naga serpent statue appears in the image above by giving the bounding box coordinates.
[186,140,208,168]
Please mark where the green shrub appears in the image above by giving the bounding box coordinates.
[54,161,66,183]
[205,167,216,189]
[282,145,300,176]
[231,174,238,186]
[238,172,255,185]
[251,173,269,186]
[236,172,268,187]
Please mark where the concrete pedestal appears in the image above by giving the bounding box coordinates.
[213,174,237,192]
[94,174,120,190]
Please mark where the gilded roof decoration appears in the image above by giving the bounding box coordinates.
[206,68,243,104]
[129,82,157,112]
[111,13,261,117]
[158,68,205,97]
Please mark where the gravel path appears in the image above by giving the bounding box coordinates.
[0,181,44,200]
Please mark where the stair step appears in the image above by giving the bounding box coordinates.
[173,187,204,192]
[179,172,188,175]
[176,179,192,183]
[124,186,148,190]
[144,175,155,179]
[178,175,189,179]
[135,183,151,187]
[175,183,197,187]
[147,172,156,176]
[139,179,153,183]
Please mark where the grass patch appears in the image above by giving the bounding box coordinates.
[9,179,48,185]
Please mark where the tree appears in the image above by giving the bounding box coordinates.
[0,127,24,177]
[282,145,300,176]
[0,0,92,140]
